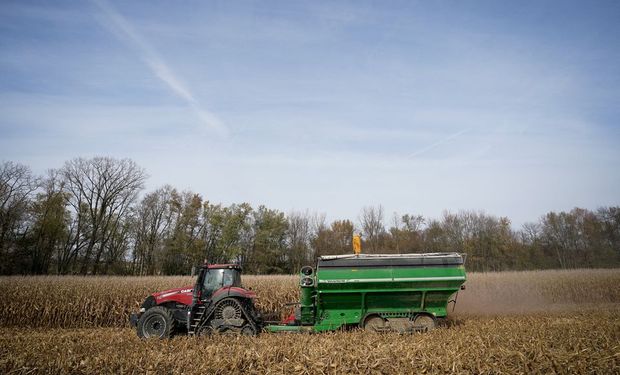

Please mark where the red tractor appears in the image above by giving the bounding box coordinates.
[130,263,262,338]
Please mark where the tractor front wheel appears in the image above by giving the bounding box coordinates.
[137,306,175,339]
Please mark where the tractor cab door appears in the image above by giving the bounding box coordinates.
[201,268,242,299]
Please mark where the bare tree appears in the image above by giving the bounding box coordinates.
[131,185,173,275]
[28,170,69,274]
[390,213,425,253]
[309,213,329,258]
[331,219,354,255]
[359,205,385,253]
[521,222,541,245]
[161,190,206,274]
[286,210,313,272]
[0,161,38,272]
[540,208,605,269]
[61,157,146,274]
[597,207,620,258]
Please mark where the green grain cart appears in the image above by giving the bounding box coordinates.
[267,253,467,333]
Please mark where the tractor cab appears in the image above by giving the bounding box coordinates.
[201,265,241,297]
[198,264,242,298]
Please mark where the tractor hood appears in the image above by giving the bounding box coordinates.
[152,285,194,306]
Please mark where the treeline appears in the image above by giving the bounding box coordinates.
[1,157,619,275]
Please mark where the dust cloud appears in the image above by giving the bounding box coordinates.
[452,269,620,316]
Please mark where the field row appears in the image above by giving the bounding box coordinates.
[1,269,619,328]
[1,311,619,374]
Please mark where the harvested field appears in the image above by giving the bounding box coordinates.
[1,269,619,374]
[1,311,619,374]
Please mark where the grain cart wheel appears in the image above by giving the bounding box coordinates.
[413,314,436,332]
[363,315,387,333]
[137,306,175,339]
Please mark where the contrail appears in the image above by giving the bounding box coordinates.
[409,128,470,158]
[92,0,228,137]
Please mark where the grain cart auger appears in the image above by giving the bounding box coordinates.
[130,263,262,339]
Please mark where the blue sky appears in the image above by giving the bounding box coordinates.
[1,0,619,227]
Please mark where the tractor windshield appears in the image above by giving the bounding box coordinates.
[202,268,241,294]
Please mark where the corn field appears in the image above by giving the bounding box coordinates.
[1,270,619,328]
[1,269,619,373]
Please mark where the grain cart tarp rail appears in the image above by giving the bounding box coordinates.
[267,252,467,333]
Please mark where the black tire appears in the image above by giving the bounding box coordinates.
[136,306,175,339]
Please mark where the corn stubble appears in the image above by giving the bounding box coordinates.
[1,269,619,374]
[1,312,618,374]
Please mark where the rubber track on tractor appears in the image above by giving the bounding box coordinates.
[189,298,260,336]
